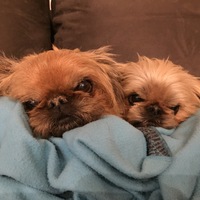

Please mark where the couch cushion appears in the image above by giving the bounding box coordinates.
[52,0,200,76]
[0,0,52,58]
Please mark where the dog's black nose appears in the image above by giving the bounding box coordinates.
[48,96,68,109]
[146,104,163,116]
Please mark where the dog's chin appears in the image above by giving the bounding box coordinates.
[31,115,94,138]
[128,111,182,129]
[126,105,188,129]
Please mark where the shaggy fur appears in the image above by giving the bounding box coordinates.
[0,47,125,138]
[119,56,200,128]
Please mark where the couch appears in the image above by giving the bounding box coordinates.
[1,0,200,76]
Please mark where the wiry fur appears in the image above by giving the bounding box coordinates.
[0,47,125,138]
[118,56,200,128]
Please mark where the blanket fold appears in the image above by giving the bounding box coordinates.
[0,97,200,200]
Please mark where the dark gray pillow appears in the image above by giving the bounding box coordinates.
[0,0,52,58]
[52,0,200,76]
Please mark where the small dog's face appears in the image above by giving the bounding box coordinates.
[0,47,125,138]
[119,56,200,129]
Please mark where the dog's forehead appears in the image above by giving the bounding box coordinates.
[13,50,108,97]
[20,50,99,79]
[123,74,184,103]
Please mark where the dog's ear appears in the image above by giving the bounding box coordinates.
[0,56,17,95]
[53,44,81,53]
[0,56,16,74]
[89,46,116,65]
[52,45,59,51]
[88,46,126,116]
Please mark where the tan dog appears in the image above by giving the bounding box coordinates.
[119,56,200,129]
[0,47,125,138]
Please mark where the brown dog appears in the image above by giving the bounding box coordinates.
[118,56,200,129]
[0,47,125,138]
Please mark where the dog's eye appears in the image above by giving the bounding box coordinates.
[75,79,93,93]
[128,93,144,105]
[23,100,38,111]
[169,105,180,115]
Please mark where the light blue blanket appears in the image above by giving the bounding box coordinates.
[0,97,200,200]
